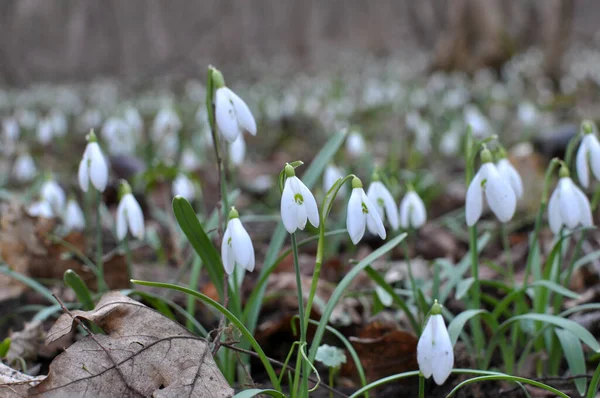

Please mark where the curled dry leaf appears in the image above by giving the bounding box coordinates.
[29,292,233,398]
[0,362,44,397]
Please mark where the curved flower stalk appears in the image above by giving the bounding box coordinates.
[214,70,256,142]
[417,300,454,385]
[347,177,386,244]
[548,165,593,234]
[77,130,108,193]
[41,175,66,216]
[576,120,600,189]
[399,189,427,229]
[221,207,255,275]
[366,174,399,230]
[116,181,145,241]
[280,164,319,234]
[466,148,516,226]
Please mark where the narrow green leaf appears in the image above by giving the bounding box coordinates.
[448,310,487,346]
[555,328,587,396]
[172,196,224,300]
[234,389,286,398]
[0,265,55,303]
[529,280,579,300]
[455,277,474,300]
[447,375,569,398]
[0,337,11,358]
[63,269,95,310]
[587,359,600,398]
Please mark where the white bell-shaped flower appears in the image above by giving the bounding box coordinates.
[399,190,427,229]
[63,198,86,232]
[28,200,54,218]
[172,173,196,202]
[366,178,399,230]
[548,167,593,235]
[323,164,345,195]
[466,149,516,226]
[214,72,256,142]
[151,107,181,141]
[78,131,109,193]
[517,101,538,127]
[281,164,320,234]
[464,105,491,138]
[417,300,454,385]
[576,121,600,189]
[101,117,135,155]
[50,109,68,137]
[124,107,144,135]
[347,177,386,244]
[229,134,246,166]
[116,181,145,241]
[221,207,255,274]
[13,152,37,182]
[496,157,523,198]
[36,118,54,146]
[345,131,366,158]
[40,176,66,216]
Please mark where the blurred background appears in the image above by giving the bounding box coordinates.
[0,0,597,85]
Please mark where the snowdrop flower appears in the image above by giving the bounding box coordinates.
[496,155,523,198]
[366,175,399,230]
[347,177,386,244]
[281,164,319,233]
[2,117,20,142]
[517,101,538,127]
[49,109,68,137]
[172,173,196,202]
[63,198,85,232]
[213,69,256,142]
[37,117,54,145]
[124,107,143,135]
[101,117,135,155]
[466,148,516,226]
[229,134,246,166]
[151,107,181,142]
[417,300,454,385]
[28,200,54,218]
[181,147,201,171]
[323,164,345,196]
[464,105,491,138]
[345,131,366,158]
[221,207,255,274]
[548,166,592,234]
[40,176,66,216]
[78,130,109,192]
[399,189,427,229]
[13,152,37,182]
[576,120,600,189]
[116,181,145,241]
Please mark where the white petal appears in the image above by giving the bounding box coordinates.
[229,135,246,166]
[231,219,255,271]
[363,191,386,240]
[465,170,484,226]
[124,194,145,240]
[221,223,235,275]
[300,181,320,228]
[573,184,593,227]
[78,156,89,192]
[116,199,128,241]
[227,88,257,136]
[483,164,516,223]
[588,135,600,182]
[558,178,581,229]
[368,182,398,230]
[430,315,454,385]
[347,188,366,244]
[417,316,435,379]
[408,192,427,228]
[576,137,590,188]
[547,186,562,234]
[281,178,299,233]
[64,199,85,231]
[215,88,240,142]
[88,143,108,192]
[497,159,523,198]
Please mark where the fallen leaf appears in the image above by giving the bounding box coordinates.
[6,321,44,364]
[0,362,44,397]
[29,292,233,398]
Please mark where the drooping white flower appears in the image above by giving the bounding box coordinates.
[466,149,516,226]
[172,173,196,202]
[49,109,68,138]
[101,117,135,155]
[13,152,37,182]
[2,117,20,142]
[345,131,366,158]
[517,101,538,127]
[36,117,54,146]
[221,207,255,275]
[496,157,523,198]
[40,177,66,216]
[347,177,386,244]
[323,164,346,197]
[281,164,319,234]
[463,105,491,138]
[124,107,143,135]
[116,181,145,241]
[576,121,600,189]
[215,84,256,142]
[548,169,593,235]
[151,107,181,142]
[181,147,201,171]
[63,198,85,232]
[28,200,54,218]
[417,300,454,385]
[399,190,427,229]
[78,131,109,193]
[367,179,399,230]
[229,134,246,166]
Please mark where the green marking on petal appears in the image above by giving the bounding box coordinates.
[361,201,368,214]
[294,193,304,204]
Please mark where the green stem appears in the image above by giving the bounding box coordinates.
[95,190,107,292]
[124,235,133,288]
[501,223,514,286]
[329,368,334,398]
[403,233,421,322]
[468,224,484,366]
[303,223,325,330]
[291,233,307,397]
[418,373,425,398]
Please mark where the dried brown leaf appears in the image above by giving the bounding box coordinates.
[29,292,232,398]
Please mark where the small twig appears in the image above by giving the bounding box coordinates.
[220,342,349,398]
[52,294,143,397]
